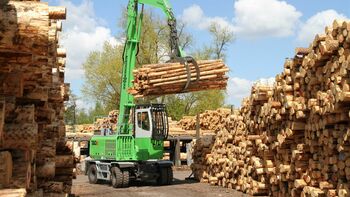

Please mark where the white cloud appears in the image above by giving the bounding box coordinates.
[297,10,347,43]
[227,77,253,104]
[180,5,234,32]
[59,0,118,82]
[226,77,274,107]
[180,0,301,38]
[64,68,85,82]
[233,0,301,38]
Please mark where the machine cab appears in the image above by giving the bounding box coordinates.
[134,104,169,140]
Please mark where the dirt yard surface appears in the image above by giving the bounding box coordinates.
[72,170,253,197]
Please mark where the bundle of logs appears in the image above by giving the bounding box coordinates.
[129,60,229,97]
[0,1,74,196]
[191,20,350,197]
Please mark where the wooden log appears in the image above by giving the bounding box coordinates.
[23,86,49,101]
[1,123,38,150]
[0,1,50,55]
[55,167,73,176]
[295,47,311,55]
[0,98,4,143]
[0,151,12,187]
[55,155,74,168]
[0,73,24,97]
[56,21,63,32]
[36,160,55,178]
[0,189,26,197]
[39,181,64,193]
[48,6,66,20]
[56,48,66,58]
[9,150,31,189]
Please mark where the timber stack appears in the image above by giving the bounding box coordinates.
[190,135,215,181]
[93,110,119,131]
[0,1,73,196]
[129,60,229,97]
[191,20,350,197]
[191,87,272,196]
[178,108,231,132]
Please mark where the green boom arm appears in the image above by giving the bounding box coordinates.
[139,0,173,19]
[117,0,183,135]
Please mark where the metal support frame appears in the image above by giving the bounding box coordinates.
[94,161,111,181]
[196,114,200,140]
[174,138,181,167]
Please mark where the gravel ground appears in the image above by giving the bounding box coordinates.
[72,170,253,197]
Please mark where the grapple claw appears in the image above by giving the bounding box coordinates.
[169,56,199,91]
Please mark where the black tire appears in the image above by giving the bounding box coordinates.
[88,164,99,184]
[111,167,123,188]
[122,170,130,188]
[166,167,173,185]
[157,167,172,185]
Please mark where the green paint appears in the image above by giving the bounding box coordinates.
[90,136,163,161]
[135,138,163,160]
[90,135,136,160]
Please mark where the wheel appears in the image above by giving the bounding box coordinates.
[157,167,167,185]
[111,167,123,188]
[157,166,172,185]
[88,164,99,184]
[122,170,130,187]
[166,167,173,185]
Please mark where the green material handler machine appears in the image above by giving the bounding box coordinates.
[86,0,198,188]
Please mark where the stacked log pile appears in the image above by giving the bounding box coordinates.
[0,1,73,196]
[93,110,119,131]
[191,87,272,196]
[178,108,231,132]
[190,135,215,180]
[129,60,229,97]
[191,20,350,197]
[299,20,350,197]
[65,124,94,133]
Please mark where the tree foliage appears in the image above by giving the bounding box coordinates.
[209,23,234,60]
[81,42,123,111]
[64,91,77,125]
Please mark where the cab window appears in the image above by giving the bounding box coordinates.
[137,112,150,131]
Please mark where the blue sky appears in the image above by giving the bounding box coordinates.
[48,0,350,108]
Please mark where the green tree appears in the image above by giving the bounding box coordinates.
[189,90,225,115]
[64,91,77,125]
[89,101,108,119]
[81,42,122,111]
[209,23,234,60]
[75,110,91,124]
[163,95,186,120]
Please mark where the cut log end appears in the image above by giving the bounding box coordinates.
[49,6,67,20]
